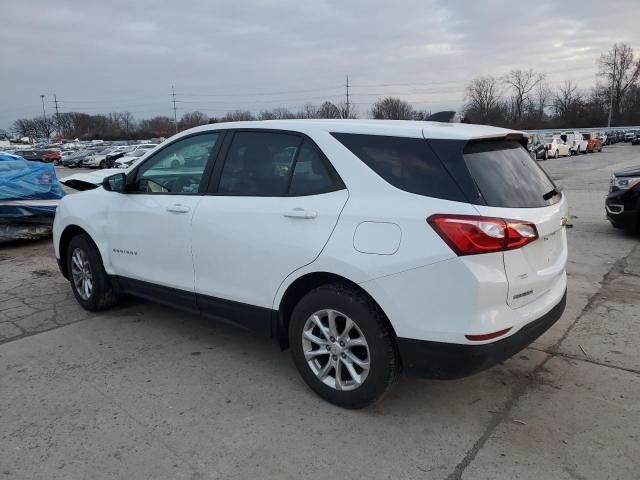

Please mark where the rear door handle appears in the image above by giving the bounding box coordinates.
[283,208,317,219]
[166,204,190,213]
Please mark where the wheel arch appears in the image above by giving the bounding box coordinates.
[58,224,91,279]
[275,271,397,349]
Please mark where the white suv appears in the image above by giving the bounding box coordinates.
[560,131,588,155]
[54,120,568,408]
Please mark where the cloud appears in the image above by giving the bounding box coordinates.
[1,0,638,128]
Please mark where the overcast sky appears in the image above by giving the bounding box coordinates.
[1,0,639,129]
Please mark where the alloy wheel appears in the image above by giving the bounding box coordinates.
[71,248,93,301]
[301,309,370,391]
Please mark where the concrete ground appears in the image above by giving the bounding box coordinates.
[1,144,640,479]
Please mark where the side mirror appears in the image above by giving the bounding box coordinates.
[102,172,126,192]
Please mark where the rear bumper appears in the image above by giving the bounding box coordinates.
[398,291,566,379]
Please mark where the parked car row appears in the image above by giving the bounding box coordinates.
[13,148,62,164]
[602,129,640,145]
[15,142,160,169]
[527,130,605,160]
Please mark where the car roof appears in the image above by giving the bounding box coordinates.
[181,119,521,141]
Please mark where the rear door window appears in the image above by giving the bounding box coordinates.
[331,133,466,201]
[218,132,302,195]
[288,140,338,195]
[463,140,559,208]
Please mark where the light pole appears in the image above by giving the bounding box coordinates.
[40,94,49,138]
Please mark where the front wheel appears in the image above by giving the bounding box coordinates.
[554,149,559,159]
[289,284,399,409]
[67,234,119,311]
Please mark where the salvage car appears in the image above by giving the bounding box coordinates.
[527,134,546,160]
[560,131,588,155]
[61,149,91,168]
[606,166,640,233]
[54,120,568,408]
[113,148,153,169]
[0,152,64,242]
[544,136,570,158]
[583,132,603,153]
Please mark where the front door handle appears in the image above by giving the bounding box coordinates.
[283,208,317,219]
[166,204,190,213]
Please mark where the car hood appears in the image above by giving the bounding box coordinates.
[613,165,640,177]
[60,169,121,190]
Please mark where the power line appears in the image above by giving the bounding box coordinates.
[177,85,344,98]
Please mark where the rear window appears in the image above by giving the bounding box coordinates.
[331,133,466,202]
[463,141,559,208]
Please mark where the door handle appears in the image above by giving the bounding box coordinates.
[166,204,190,213]
[283,208,317,219]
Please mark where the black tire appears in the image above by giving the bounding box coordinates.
[543,149,548,160]
[99,160,106,169]
[171,159,180,169]
[66,234,119,312]
[554,149,558,159]
[289,283,399,409]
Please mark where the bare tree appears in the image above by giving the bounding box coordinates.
[412,109,432,121]
[297,103,320,119]
[464,76,502,123]
[553,81,583,118]
[598,43,640,124]
[219,110,256,122]
[370,97,414,120]
[138,116,175,137]
[317,101,342,119]
[337,100,357,119]
[28,116,52,138]
[534,80,553,121]
[119,112,137,137]
[258,107,295,120]
[178,111,209,130]
[12,118,37,138]
[503,69,545,124]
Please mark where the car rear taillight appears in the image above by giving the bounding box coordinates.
[427,214,538,256]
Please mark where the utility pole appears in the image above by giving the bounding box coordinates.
[607,48,617,128]
[171,85,178,133]
[53,93,61,139]
[345,75,350,119]
[40,94,49,139]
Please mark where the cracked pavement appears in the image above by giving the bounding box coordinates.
[1,146,640,480]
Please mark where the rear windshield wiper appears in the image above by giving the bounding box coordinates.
[542,188,559,201]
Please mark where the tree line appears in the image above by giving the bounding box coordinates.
[9,43,640,141]
[462,43,640,129]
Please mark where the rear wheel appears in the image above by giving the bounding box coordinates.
[289,284,399,409]
[99,160,106,169]
[67,234,119,311]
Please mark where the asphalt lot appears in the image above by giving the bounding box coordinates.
[1,144,640,479]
